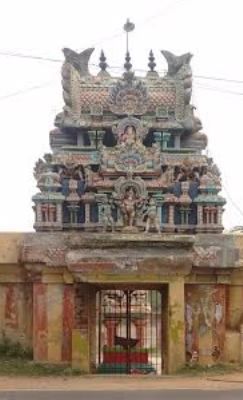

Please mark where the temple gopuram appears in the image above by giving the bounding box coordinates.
[0,24,243,375]
[32,46,224,234]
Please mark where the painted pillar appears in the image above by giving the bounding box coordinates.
[168,279,185,373]
[72,283,90,372]
[174,134,180,149]
[62,285,74,362]
[47,284,63,363]
[36,203,42,223]
[134,319,147,347]
[5,284,18,331]
[217,206,223,226]
[104,320,117,347]
[85,203,90,224]
[240,325,243,363]
[197,205,203,226]
[77,131,85,146]
[157,205,163,228]
[33,283,48,361]
[48,204,56,223]
[56,203,63,224]
[168,205,174,227]
[206,209,209,224]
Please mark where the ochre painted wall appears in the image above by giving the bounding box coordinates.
[0,232,243,372]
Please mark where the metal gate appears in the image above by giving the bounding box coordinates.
[96,289,162,374]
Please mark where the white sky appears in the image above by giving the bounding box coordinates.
[1,0,243,231]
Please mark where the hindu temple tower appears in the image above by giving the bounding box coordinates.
[1,23,243,375]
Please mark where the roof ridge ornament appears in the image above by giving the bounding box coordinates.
[124,51,132,72]
[161,50,193,76]
[123,18,135,53]
[99,50,107,71]
[62,47,94,77]
[98,49,110,78]
[147,50,159,78]
[123,19,135,81]
[148,50,156,71]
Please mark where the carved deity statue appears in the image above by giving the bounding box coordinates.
[100,198,115,232]
[120,187,145,228]
[120,125,137,144]
[120,188,137,227]
[144,198,161,234]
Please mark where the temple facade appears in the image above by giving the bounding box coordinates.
[0,42,243,374]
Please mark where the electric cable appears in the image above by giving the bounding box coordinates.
[2,50,243,88]
[0,81,55,101]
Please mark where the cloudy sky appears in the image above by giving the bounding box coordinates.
[1,0,243,231]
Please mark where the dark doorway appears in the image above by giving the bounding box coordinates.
[96,289,163,374]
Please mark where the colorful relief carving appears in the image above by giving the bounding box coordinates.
[32,45,225,234]
[185,285,226,364]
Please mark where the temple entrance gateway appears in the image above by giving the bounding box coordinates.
[96,289,163,374]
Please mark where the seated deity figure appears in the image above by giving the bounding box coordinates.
[120,125,137,145]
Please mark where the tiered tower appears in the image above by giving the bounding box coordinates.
[32,44,225,234]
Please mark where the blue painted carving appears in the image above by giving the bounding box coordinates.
[61,178,69,196]
[162,205,169,223]
[174,204,181,225]
[189,181,199,200]
[188,203,197,225]
[78,204,85,223]
[90,203,99,223]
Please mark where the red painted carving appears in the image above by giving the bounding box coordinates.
[62,285,74,361]
[5,284,18,329]
[33,283,48,361]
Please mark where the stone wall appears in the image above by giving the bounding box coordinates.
[0,232,243,372]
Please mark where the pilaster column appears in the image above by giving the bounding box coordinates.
[88,131,96,148]
[168,204,174,226]
[49,204,56,222]
[174,134,180,149]
[217,206,223,225]
[205,208,210,224]
[77,131,85,146]
[197,205,203,226]
[36,203,42,223]
[85,203,90,224]
[167,279,185,373]
[41,203,49,222]
[104,320,118,347]
[156,204,163,228]
[72,283,91,373]
[134,319,147,348]
[33,283,48,362]
[240,325,243,363]
[97,130,105,148]
[46,283,63,362]
[56,203,63,224]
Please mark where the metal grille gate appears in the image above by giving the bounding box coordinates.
[96,289,162,374]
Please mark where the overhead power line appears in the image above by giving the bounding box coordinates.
[0,81,54,101]
[195,74,243,85]
[0,51,61,63]
[1,50,243,87]
[195,83,243,96]
[90,0,189,48]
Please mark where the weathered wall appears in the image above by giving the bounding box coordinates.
[0,283,32,347]
[0,233,32,348]
[0,232,243,373]
[33,282,74,363]
[185,284,226,364]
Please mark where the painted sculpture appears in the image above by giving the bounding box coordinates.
[32,45,225,233]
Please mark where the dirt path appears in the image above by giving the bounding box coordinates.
[0,374,243,391]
